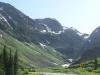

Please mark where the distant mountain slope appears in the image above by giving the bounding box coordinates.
[0,30,65,68]
[2,1,100,66]
[0,2,87,59]
[88,26,100,47]
[80,26,100,62]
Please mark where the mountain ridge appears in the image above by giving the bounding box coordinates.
[1,2,100,67]
[0,2,87,59]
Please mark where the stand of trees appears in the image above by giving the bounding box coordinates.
[94,56,98,70]
[0,46,18,75]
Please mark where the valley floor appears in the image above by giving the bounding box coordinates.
[23,67,100,75]
[24,72,78,75]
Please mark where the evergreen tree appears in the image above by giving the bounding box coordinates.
[8,49,13,75]
[2,46,18,75]
[94,56,98,70]
[14,50,18,75]
[3,46,9,75]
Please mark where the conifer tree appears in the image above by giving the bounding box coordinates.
[14,50,18,75]
[2,46,18,75]
[94,56,98,70]
[8,49,13,75]
[3,46,9,75]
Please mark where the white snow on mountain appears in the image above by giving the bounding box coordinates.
[68,59,73,62]
[40,30,46,33]
[84,35,89,39]
[39,43,46,48]
[62,64,70,68]
[39,23,63,34]
[77,32,83,36]
[42,23,51,32]
[50,31,62,34]
[0,14,13,30]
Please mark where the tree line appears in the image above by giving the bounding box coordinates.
[0,45,18,75]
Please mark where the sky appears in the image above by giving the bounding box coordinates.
[0,0,100,34]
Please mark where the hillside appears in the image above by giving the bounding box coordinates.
[0,2,87,59]
[80,26,100,62]
[0,29,66,68]
[1,2,100,68]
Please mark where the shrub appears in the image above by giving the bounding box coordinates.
[85,67,93,72]
[0,69,4,75]
[93,69,100,73]
[23,69,29,74]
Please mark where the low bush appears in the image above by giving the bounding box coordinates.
[23,69,29,74]
[84,67,93,72]
[93,69,100,73]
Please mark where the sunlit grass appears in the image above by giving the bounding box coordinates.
[24,72,42,75]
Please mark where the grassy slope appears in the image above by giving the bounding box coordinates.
[0,32,65,68]
[21,68,100,75]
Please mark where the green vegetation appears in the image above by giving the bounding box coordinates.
[0,34,100,75]
[24,72,42,75]
[94,56,98,70]
[18,67,100,75]
[0,45,18,75]
[29,57,100,75]
[0,33,65,68]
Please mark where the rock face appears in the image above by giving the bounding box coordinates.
[0,2,87,59]
[80,26,100,61]
[3,2,100,60]
[88,26,100,46]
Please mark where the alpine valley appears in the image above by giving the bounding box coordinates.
[0,2,100,68]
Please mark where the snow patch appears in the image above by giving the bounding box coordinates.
[41,23,51,32]
[84,35,89,39]
[40,30,46,33]
[68,59,73,62]
[50,31,62,34]
[40,23,63,34]
[77,32,83,36]
[39,43,46,48]
[0,14,13,30]
[62,64,70,68]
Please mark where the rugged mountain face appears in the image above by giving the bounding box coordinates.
[0,2,66,68]
[88,26,100,46]
[2,1,100,65]
[0,2,87,59]
[80,26,100,61]
[35,18,63,32]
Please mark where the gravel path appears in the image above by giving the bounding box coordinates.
[43,73,78,75]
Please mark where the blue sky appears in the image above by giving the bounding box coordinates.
[0,0,100,34]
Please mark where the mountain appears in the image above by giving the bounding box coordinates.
[0,2,87,60]
[88,26,100,46]
[80,26,100,62]
[0,2,67,68]
[2,2,99,68]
